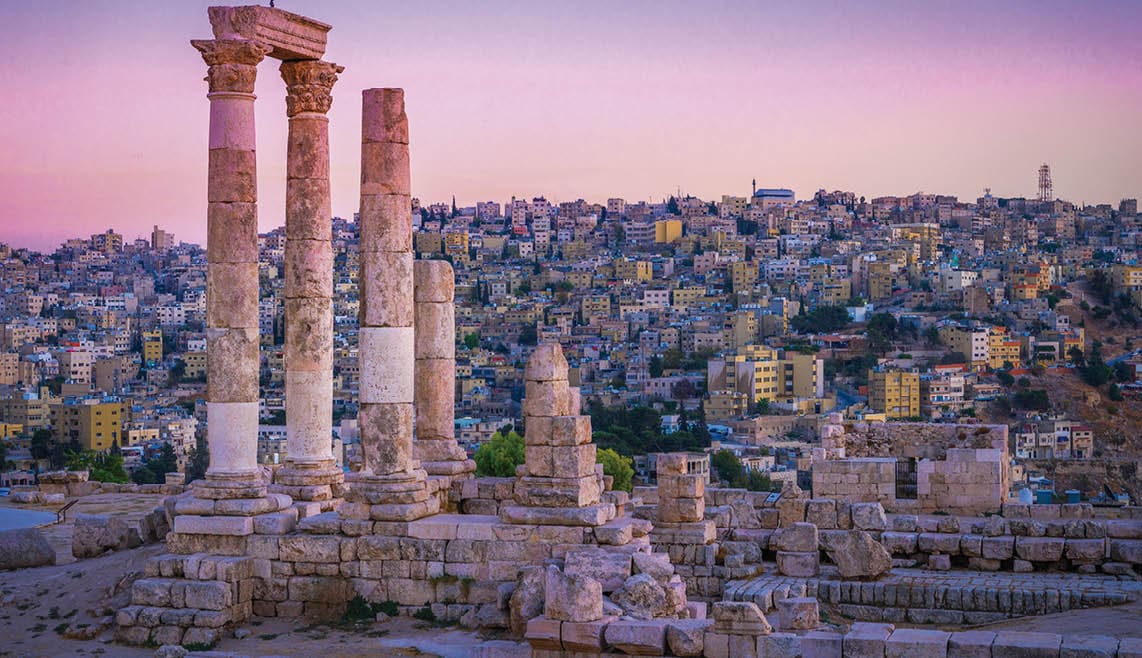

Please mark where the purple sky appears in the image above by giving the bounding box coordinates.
[1,0,1140,250]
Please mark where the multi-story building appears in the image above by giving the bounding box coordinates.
[867,369,920,419]
[50,396,125,451]
[939,324,990,371]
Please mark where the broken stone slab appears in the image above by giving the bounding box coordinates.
[611,573,669,620]
[850,502,888,530]
[947,630,996,658]
[665,618,711,656]
[777,597,819,631]
[712,600,772,635]
[632,552,675,582]
[509,566,545,637]
[563,547,632,592]
[991,631,1062,657]
[825,530,892,580]
[561,615,618,652]
[543,565,603,623]
[773,522,819,552]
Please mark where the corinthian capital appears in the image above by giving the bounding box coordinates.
[280,60,345,117]
[191,39,272,94]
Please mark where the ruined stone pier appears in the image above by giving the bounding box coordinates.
[414,259,475,478]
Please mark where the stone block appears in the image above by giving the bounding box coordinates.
[184,581,231,611]
[1059,635,1119,658]
[881,532,918,554]
[776,551,818,577]
[991,631,1061,658]
[360,193,412,252]
[1117,637,1142,658]
[807,499,838,529]
[358,328,414,401]
[1064,538,1105,562]
[980,536,1015,560]
[777,597,819,631]
[712,601,772,635]
[524,616,562,650]
[885,629,950,658]
[604,619,668,655]
[172,514,253,536]
[802,630,844,658]
[773,522,818,552]
[544,565,603,622]
[564,548,632,592]
[947,631,995,658]
[844,622,895,658]
[561,615,618,652]
[665,618,711,656]
[279,535,341,563]
[928,554,951,570]
[851,503,888,530]
[1015,537,1065,562]
[918,533,961,555]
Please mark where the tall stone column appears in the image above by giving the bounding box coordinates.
[194,38,272,497]
[414,259,475,478]
[274,59,345,508]
[344,88,437,521]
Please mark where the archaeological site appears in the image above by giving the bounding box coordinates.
[1,6,1139,658]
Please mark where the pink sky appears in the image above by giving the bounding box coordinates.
[1,0,1140,250]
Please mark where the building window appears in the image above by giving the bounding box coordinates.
[895,458,918,500]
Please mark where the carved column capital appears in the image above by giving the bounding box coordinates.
[191,39,272,94]
[280,60,344,117]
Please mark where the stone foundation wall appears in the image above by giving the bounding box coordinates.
[452,476,517,516]
[812,448,1005,515]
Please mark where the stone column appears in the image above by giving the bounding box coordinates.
[274,59,345,507]
[414,259,475,477]
[344,88,437,521]
[194,38,272,497]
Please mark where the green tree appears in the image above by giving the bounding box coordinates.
[649,356,664,378]
[710,450,744,486]
[66,449,129,483]
[756,398,771,415]
[30,429,53,461]
[473,430,525,477]
[1108,383,1124,401]
[518,325,538,346]
[463,332,480,350]
[996,371,1015,387]
[185,432,210,483]
[596,448,633,493]
[666,196,680,215]
[866,313,899,353]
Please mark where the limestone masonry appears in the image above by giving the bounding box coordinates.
[106,6,1142,657]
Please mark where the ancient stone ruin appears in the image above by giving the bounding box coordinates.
[110,5,1142,657]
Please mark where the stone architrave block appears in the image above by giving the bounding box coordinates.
[172,515,254,536]
[604,619,668,655]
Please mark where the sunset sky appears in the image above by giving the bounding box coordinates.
[1,0,1140,250]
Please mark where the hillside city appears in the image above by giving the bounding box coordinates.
[2,177,1139,502]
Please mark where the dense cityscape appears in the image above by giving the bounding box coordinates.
[2,175,1139,497]
[1,3,1140,657]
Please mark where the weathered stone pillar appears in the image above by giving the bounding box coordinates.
[274,59,345,507]
[343,88,437,521]
[414,259,475,477]
[194,38,272,497]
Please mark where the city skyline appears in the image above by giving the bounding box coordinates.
[2,0,1141,251]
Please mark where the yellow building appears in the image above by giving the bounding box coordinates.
[655,219,682,244]
[142,329,163,366]
[182,351,208,379]
[0,423,23,438]
[987,326,1021,369]
[728,261,758,292]
[50,397,125,451]
[1111,264,1142,290]
[867,370,920,419]
[613,258,652,281]
[707,345,825,410]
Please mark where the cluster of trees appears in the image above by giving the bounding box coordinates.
[472,428,634,493]
[65,449,129,483]
[709,449,778,492]
[587,403,709,456]
[789,305,850,334]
